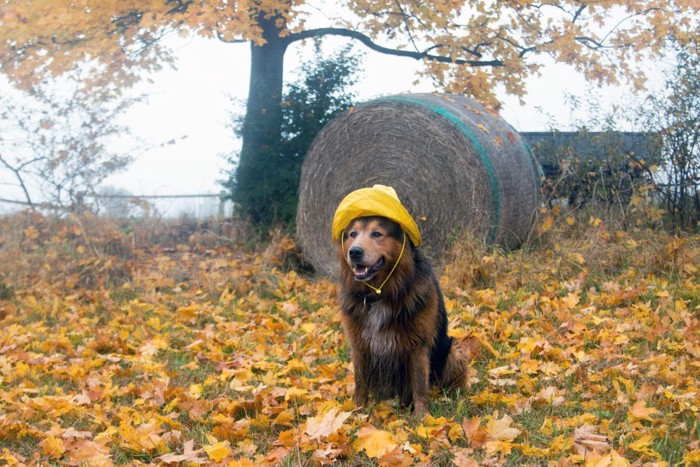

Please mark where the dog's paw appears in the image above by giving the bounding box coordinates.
[412,400,429,418]
[353,393,368,408]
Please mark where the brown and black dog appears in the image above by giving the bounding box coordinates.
[338,216,467,415]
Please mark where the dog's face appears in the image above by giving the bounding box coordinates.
[342,216,404,282]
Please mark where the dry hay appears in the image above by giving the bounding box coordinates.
[296,93,541,277]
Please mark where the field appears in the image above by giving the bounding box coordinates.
[0,209,698,465]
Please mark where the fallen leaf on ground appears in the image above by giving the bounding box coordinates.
[574,424,610,457]
[304,407,352,441]
[628,399,660,421]
[352,425,398,458]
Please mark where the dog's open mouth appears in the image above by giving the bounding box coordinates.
[352,257,385,281]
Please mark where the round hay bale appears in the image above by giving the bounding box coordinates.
[296,93,541,277]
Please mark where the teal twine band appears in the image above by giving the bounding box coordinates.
[517,135,542,196]
[375,96,500,245]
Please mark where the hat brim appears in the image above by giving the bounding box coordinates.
[332,186,422,247]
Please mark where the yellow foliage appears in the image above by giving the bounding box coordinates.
[0,0,696,107]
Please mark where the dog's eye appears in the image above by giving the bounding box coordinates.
[348,231,358,239]
[370,231,383,238]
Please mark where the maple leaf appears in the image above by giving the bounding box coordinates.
[573,425,610,457]
[274,409,296,426]
[138,336,168,357]
[452,448,479,467]
[628,399,661,421]
[284,386,309,402]
[263,446,290,464]
[627,434,661,458]
[158,440,206,464]
[352,425,398,458]
[304,407,352,441]
[577,449,630,467]
[377,445,414,467]
[683,449,700,465]
[203,440,231,462]
[531,386,566,407]
[313,444,348,465]
[484,413,521,454]
[462,413,521,454]
[118,421,165,453]
[39,435,65,458]
[0,449,26,465]
[462,416,488,448]
[65,439,113,466]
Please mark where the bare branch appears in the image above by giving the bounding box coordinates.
[288,27,503,67]
[0,153,38,209]
[215,30,248,44]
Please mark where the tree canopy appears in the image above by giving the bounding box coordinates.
[2,1,697,103]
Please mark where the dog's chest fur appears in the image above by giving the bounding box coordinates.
[360,301,398,356]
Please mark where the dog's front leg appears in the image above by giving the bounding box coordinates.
[408,346,430,416]
[350,349,370,407]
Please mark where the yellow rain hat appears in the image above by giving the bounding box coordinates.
[331,184,422,247]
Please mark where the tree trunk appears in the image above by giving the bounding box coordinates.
[233,13,290,223]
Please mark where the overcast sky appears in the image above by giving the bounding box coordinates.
[100,33,667,202]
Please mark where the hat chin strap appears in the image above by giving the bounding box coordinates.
[342,232,406,296]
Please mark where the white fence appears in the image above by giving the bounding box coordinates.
[0,193,235,219]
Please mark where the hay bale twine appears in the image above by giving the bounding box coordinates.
[296,93,540,277]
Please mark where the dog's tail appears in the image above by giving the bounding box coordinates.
[439,340,470,391]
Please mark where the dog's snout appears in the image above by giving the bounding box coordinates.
[348,246,364,260]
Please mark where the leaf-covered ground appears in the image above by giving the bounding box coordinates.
[0,212,698,465]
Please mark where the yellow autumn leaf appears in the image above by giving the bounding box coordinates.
[39,435,65,458]
[541,216,554,232]
[24,226,40,240]
[628,400,660,421]
[284,386,309,402]
[189,383,203,399]
[203,440,231,462]
[138,336,168,357]
[119,421,165,453]
[304,407,352,440]
[486,413,521,442]
[582,449,631,467]
[683,449,700,465]
[274,409,296,426]
[352,425,398,458]
[483,413,521,453]
[176,304,198,320]
[65,439,112,465]
[573,424,609,456]
[627,434,660,458]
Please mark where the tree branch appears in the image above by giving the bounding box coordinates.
[215,30,248,44]
[288,27,503,67]
[0,154,39,209]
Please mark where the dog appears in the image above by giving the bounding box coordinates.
[334,198,468,415]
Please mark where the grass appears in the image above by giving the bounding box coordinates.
[0,209,698,465]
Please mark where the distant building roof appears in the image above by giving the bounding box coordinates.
[520,131,662,165]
